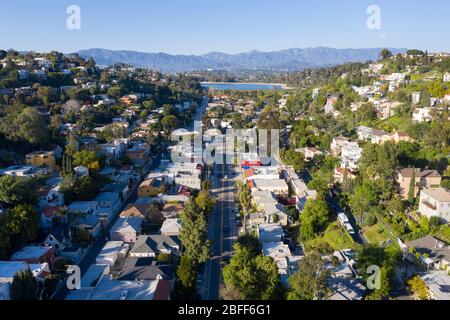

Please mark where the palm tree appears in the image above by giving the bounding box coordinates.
[10,267,39,300]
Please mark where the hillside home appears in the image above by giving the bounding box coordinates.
[397,168,442,200]
[418,188,450,223]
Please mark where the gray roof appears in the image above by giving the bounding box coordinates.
[118,258,175,281]
[130,235,180,256]
[406,236,450,262]
[111,217,143,234]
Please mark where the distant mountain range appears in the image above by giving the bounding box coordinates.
[76,47,407,73]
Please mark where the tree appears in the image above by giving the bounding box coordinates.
[349,182,379,226]
[407,276,429,300]
[65,136,79,157]
[299,199,330,241]
[177,255,196,288]
[161,115,179,135]
[287,251,331,300]
[407,168,416,204]
[195,191,215,213]
[73,150,101,171]
[9,268,39,300]
[356,244,400,300]
[0,107,49,146]
[179,199,211,264]
[380,49,393,60]
[222,236,281,300]
[0,175,37,206]
[62,176,99,203]
[281,148,306,172]
[286,206,300,222]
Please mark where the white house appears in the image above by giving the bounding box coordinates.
[418,188,450,223]
[340,143,362,172]
[251,179,289,195]
[160,219,182,237]
[110,217,144,243]
[96,241,129,267]
[413,107,433,123]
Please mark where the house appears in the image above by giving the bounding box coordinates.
[413,107,433,123]
[120,204,150,218]
[242,166,280,182]
[390,131,411,143]
[420,272,450,300]
[41,224,70,255]
[406,236,450,271]
[340,143,362,172]
[412,92,421,104]
[110,217,144,243]
[37,185,64,210]
[356,126,373,141]
[161,203,184,218]
[0,165,46,178]
[0,261,50,300]
[258,224,284,243]
[40,206,64,229]
[138,179,164,198]
[160,219,182,236]
[263,204,289,226]
[444,73,450,83]
[118,258,175,282]
[10,246,55,266]
[96,241,129,267]
[129,235,180,258]
[334,167,357,184]
[328,277,366,300]
[251,179,289,196]
[297,147,323,161]
[397,168,442,200]
[94,192,121,214]
[103,183,129,201]
[251,191,279,209]
[67,201,99,215]
[74,166,89,178]
[330,136,350,156]
[72,214,102,238]
[371,129,391,144]
[81,264,110,289]
[25,151,56,170]
[262,242,292,275]
[418,188,450,223]
[175,174,202,191]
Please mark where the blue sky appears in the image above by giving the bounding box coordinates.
[1,0,449,54]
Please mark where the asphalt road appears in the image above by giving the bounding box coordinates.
[202,163,238,300]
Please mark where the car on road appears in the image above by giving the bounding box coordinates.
[233,208,240,214]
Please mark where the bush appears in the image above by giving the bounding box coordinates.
[365,214,378,227]
[157,254,172,264]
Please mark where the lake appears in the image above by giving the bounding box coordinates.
[201,82,287,91]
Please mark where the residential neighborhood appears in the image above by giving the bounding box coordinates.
[1,1,450,308]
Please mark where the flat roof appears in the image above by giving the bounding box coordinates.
[0,261,48,280]
[11,246,52,260]
[90,278,158,300]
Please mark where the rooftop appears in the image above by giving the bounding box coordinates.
[421,271,450,300]
[421,188,450,202]
[90,278,159,300]
[11,246,52,260]
[406,236,450,262]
